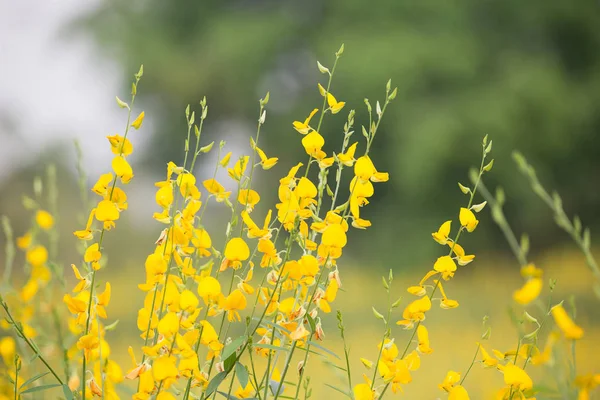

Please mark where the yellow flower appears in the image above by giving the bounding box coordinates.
[256,146,278,169]
[0,336,16,366]
[235,382,254,399]
[152,355,178,384]
[238,189,261,211]
[521,263,543,279]
[293,108,319,135]
[155,184,174,209]
[96,282,111,318]
[326,92,345,114]
[74,209,96,240]
[552,303,584,339]
[35,209,54,230]
[228,156,249,181]
[417,324,433,354]
[84,243,102,270]
[353,383,374,400]
[513,278,542,305]
[223,289,247,322]
[432,220,451,244]
[77,334,100,360]
[439,370,461,392]
[434,255,457,280]
[301,131,325,157]
[397,296,432,328]
[221,237,250,271]
[337,142,358,166]
[158,311,180,337]
[198,276,221,304]
[479,343,498,368]
[459,208,478,232]
[192,228,212,257]
[96,200,120,230]
[220,151,232,167]
[106,134,133,156]
[449,385,470,400]
[575,373,600,400]
[26,245,48,267]
[92,173,114,196]
[179,289,199,312]
[17,231,32,249]
[112,155,134,183]
[203,179,231,202]
[502,363,533,392]
[131,111,145,130]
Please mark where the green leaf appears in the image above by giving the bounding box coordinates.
[235,362,249,388]
[306,313,316,334]
[221,335,247,361]
[324,383,353,398]
[306,340,340,359]
[205,371,227,397]
[253,343,289,352]
[62,384,75,400]
[224,351,237,373]
[19,371,50,389]
[20,383,62,394]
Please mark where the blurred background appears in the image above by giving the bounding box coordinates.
[1,0,599,398]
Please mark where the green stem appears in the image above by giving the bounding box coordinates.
[459,343,480,385]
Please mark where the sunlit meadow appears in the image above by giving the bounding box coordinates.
[1,47,599,400]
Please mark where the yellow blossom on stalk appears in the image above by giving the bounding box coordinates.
[459,208,478,232]
[293,108,319,134]
[108,186,128,211]
[258,238,281,267]
[203,179,231,202]
[74,209,96,240]
[434,255,457,280]
[255,146,278,169]
[77,334,100,360]
[397,296,432,328]
[479,343,498,368]
[155,183,174,208]
[575,373,600,400]
[238,189,260,212]
[92,173,114,196]
[353,382,374,400]
[449,385,470,400]
[242,210,271,239]
[450,243,475,266]
[513,278,543,305]
[235,382,254,398]
[318,223,347,260]
[301,130,325,158]
[179,289,199,312]
[337,142,358,166]
[178,172,200,199]
[436,280,459,309]
[95,282,111,318]
[354,156,389,183]
[439,370,461,392]
[521,263,543,279]
[106,134,133,156]
[84,243,102,270]
[223,289,247,322]
[192,228,212,257]
[551,303,584,339]
[198,276,222,304]
[502,363,533,392]
[228,156,249,181]
[96,199,120,230]
[26,245,48,267]
[133,370,154,399]
[112,155,134,183]
[432,220,452,245]
[221,237,250,271]
[326,92,345,114]
[17,231,32,249]
[417,324,433,354]
[158,311,180,337]
[153,355,178,388]
[0,337,16,366]
[35,209,54,230]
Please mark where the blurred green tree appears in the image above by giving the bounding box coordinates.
[81,0,600,266]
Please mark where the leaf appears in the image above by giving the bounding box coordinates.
[20,383,62,394]
[324,383,353,398]
[235,362,249,388]
[252,343,290,352]
[216,392,241,399]
[221,335,247,361]
[115,96,129,109]
[205,371,227,397]
[306,340,341,359]
[19,371,50,389]
[306,313,316,334]
[62,384,75,400]
[223,350,237,373]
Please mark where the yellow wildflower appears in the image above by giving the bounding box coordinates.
[106,134,133,156]
[26,245,48,267]
[552,303,584,339]
[293,108,319,134]
[337,142,358,166]
[439,370,461,392]
[432,220,452,245]
[301,131,325,158]
[326,92,345,114]
[238,189,260,212]
[513,278,542,305]
[77,334,100,360]
[203,179,231,202]
[459,207,478,232]
[96,199,120,230]
[221,237,250,271]
[35,209,54,230]
[92,173,114,196]
[256,146,278,169]
[417,324,433,354]
[434,255,457,280]
[112,155,134,183]
[449,385,470,400]
[223,289,247,322]
[228,156,249,181]
[502,363,533,392]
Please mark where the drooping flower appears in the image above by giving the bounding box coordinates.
[221,237,250,271]
[35,210,54,230]
[112,155,134,183]
[551,303,584,339]
[433,255,457,280]
[432,220,452,245]
[326,92,345,114]
[459,208,478,232]
[513,278,543,305]
[293,108,319,134]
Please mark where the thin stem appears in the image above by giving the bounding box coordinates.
[460,343,481,384]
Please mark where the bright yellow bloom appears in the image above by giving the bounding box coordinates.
[417,324,433,354]
[439,370,461,392]
[521,263,543,279]
[575,373,600,400]
[502,363,533,392]
[112,155,133,183]
[434,255,457,280]
[84,243,102,271]
[235,382,254,399]
[326,92,345,114]
[238,189,260,211]
[92,173,114,196]
[397,296,432,328]
[479,343,498,368]
[337,142,358,166]
[192,228,212,257]
[96,200,120,230]
[293,108,319,135]
[203,179,231,202]
[74,209,96,240]
[459,208,478,232]
[354,156,388,183]
[158,311,180,337]
[106,134,133,156]
[198,276,221,304]
[432,220,451,244]
[220,151,232,167]
[228,156,249,181]
[17,231,32,249]
[26,245,48,267]
[179,289,199,312]
[77,334,100,360]
[450,243,475,266]
[552,303,584,339]
[221,237,250,271]
[449,385,470,400]
[96,282,111,318]
[152,355,178,385]
[178,172,200,199]
[155,184,174,208]
[223,289,247,322]
[513,278,542,305]
[0,337,16,366]
[256,146,278,169]
[353,383,374,400]
[35,209,54,230]
[301,131,325,158]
